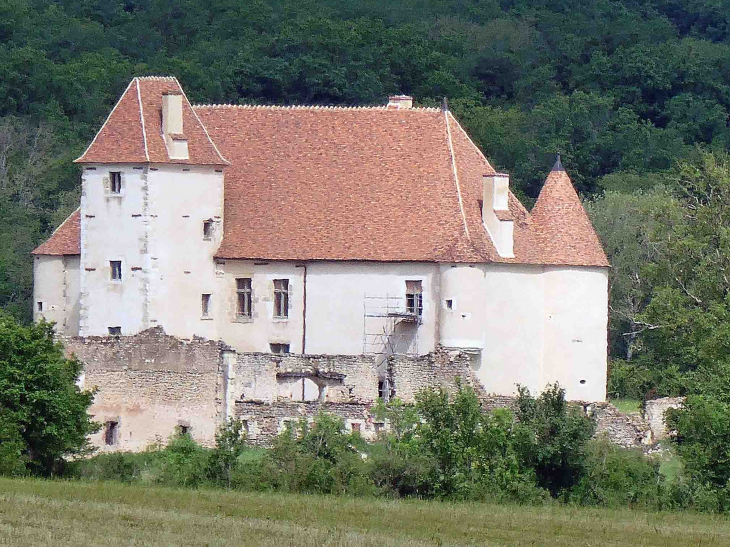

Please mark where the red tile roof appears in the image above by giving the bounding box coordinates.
[35,78,608,267]
[31,208,80,255]
[74,77,228,166]
[531,159,610,267]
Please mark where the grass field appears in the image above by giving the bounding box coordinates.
[1,479,730,546]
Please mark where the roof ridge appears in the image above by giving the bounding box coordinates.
[176,77,230,166]
[192,103,441,112]
[444,108,470,240]
[74,79,137,163]
[136,75,177,81]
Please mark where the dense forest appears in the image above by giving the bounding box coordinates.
[3,0,730,398]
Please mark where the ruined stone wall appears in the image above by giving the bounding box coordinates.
[388,347,475,403]
[235,401,377,445]
[232,352,379,404]
[589,403,651,448]
[62,327,226,451]
[643,397,684,441]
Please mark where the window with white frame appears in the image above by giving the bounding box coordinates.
[405,280,423,316]
[236,278,252,318]
[109,172,122,194]
[273,279,289,318]
[110,261,122,281]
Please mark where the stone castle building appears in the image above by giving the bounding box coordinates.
[33,77,609,450]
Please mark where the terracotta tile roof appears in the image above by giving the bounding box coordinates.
[74,77,228,165]
[196,104,511,262]
[40,77,608,266]
[531,158,610,267]
[31,208,80,255]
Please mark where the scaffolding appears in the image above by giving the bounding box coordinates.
[362,294,421,357]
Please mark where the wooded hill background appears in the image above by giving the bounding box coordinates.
[3,1,730,394]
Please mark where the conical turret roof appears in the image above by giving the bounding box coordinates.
[531,158,609,267]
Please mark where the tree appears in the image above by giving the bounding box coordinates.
[0,313,97,475]
[638,151,730,394]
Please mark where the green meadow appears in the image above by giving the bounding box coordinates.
[1,478,729,547]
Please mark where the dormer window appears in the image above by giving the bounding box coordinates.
[110,172,122,194]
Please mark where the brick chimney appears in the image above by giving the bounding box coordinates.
[387,95,413,109]
[482,173,514,258]
[161,91,189,160]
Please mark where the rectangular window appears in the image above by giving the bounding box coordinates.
[405,280,423,316]
[37,301,43,312]
[104,421,118,446]
[270,343,290,354]
[110,261,122,281]
[203,220,213,240]
[110,172,122,194]
[351,422,361,432]
[236,278,252,318]
[108,326,121,336]
[273,279,289,318]
[201,294,211,318]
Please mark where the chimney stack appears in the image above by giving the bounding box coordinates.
[387,95,413,109]
[161,92,189,160]
[482,173,514,258]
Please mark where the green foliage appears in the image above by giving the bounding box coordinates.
[0,313,97,475]
[207,418,248,488]
[570,439,664,508]
[514,384,596,497]
[3,0,730,322]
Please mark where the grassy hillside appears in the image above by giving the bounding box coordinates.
[1,478,729,546]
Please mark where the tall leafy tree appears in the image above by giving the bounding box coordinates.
[0,313,97,475]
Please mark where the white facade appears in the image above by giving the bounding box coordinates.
[33,254,80,335]
[78,163,224,337]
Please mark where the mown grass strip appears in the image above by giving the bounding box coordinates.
[1,478,730,546]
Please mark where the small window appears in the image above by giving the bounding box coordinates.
[405,280,423,316]
[236,278,252,318]
[270,343,290,354]
[201,294,211,318]
[178,425,190,436]
[273,279,289,318]
[104,421,119,446]
[445,299,453,310]
[351,422,361,432]
[110,261,122,281]
[108,326,121,336]
[110,172,122,194]
[37,301,43,312]
[203,220,213,240]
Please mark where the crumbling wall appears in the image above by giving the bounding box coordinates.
[62,327,225,451]
[388,347,475,403]
[643,397,684,441]
[235,401,377,445]
[589,402,651,448]
[232,353,379,404]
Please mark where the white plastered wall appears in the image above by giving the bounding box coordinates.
[216,261,304,353]
[80,165,149,335]
[305,262,439,356]
[477,263,545,396]
[79,164,224,337]
[33,254,80,335]
[542,266,608,402]
[215,261,439,355]
[146,165,224,339]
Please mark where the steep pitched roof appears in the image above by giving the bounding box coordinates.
[75,77,228,165]
[31,208,80,256]
[531,158,610,267]
[195,104,535,263]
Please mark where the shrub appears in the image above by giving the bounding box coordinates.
[513,383,595,498]
[570,439,664,508]
[207,419,248,488]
